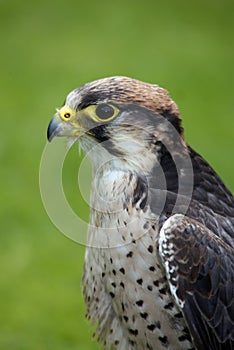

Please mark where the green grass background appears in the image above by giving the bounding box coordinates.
[1,0,234,349]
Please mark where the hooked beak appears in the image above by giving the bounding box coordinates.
[47,115,59,142]
[47,113,77,142]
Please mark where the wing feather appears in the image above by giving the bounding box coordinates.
[159,214,234,350]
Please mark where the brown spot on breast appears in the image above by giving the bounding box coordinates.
[128,328,138,336]
[140,312,148,320]
[147,324,156,331]
[158,335,169,346]
[136,300,144,307]
[126,251,133,258]
[136,278,143,285]
[148,245,154,253]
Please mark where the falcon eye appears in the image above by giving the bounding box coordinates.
[64,112,71,119]
[85,103,119,122]
[95,104,115,120]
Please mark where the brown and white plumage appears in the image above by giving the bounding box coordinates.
[47,76,234,349]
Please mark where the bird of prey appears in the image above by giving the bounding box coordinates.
[47,77,234,350]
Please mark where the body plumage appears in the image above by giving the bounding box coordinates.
[47,76,234,349]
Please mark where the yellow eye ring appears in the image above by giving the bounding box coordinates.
[95,104,115,120]
[85,103,119,122]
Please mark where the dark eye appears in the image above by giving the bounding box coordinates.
[64,112,71,119]
[95,104,115,120]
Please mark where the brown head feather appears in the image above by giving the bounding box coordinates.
[68,76,180,119]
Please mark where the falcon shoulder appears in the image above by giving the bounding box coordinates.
[159,213,234,350]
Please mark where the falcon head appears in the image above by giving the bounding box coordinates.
[47,76,185,174]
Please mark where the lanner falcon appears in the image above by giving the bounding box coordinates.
[47,77,234,350]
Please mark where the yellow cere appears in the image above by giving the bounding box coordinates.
[58,105,76,121]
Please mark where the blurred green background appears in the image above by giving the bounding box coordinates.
[1,0,234,349]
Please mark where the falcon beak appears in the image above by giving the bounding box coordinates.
[47,113,77,142]
[47,114,60,142]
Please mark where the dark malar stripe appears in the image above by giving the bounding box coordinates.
[89,125,125,157]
